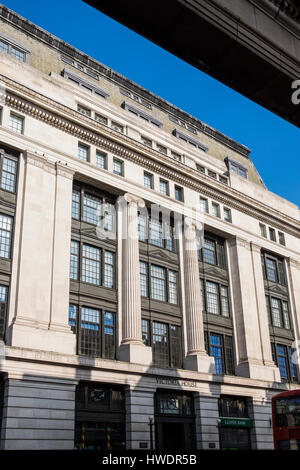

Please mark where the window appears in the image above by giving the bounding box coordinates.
[78,143,89,162]
[111,122,124,133]
[113,159,123,176]
[168,270,177,305]
[120,89,152,109]
[223,208,232,223]
[122,102,162,127]
[202,239,216,265]
[173,129,208,152]
[0,34,30,62]
[70,240,79,280]
[0,155,17,193]
[62,58,99,80]
[171,152,181,162]
[140,261,148,297]
[142,319,182,368]
[141,136,152,147]
[95,113,108,125]
[9,113,23,134]
[175,185,184,202]
[157,144,167,155]
[96,151,107,169]
[200,197,208,213]
[82,244,101,285]
[267,296,291,329]
[0,285,7,340]
[205,332,235,375]
[103,251,114,288]
[278,232,285,246]
[271,343,298,382]
[201,280,230,317]
[259,223,267,238]
[196,164,205,174]
[159,179,169,196]
[269,228,276,242]
[211,202,220,218]
[149,219,163,248]
[69,305,116,359]
[139,214,174,252]
[72,190,80,220]
[208,170,217,179]
[83,193,100,225]
[262,254,286,285]
[150,265,166,302]
[169,115,197,134]
[71,241,115,288]
[77,104,91,117]
[219,176,228,185]
[0,214,13,259]
[226,158,248,179]
[62,69,109,98]
[144,172,153,189]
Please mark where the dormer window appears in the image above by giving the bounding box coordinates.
[225,157,248,179]
[0,33,30,63]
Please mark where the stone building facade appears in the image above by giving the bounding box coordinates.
[0,5,299,450]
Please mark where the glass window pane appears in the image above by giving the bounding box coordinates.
[68,304,77,332]
[103,312,115,359]
[266,258,277,282]
[142,319,150,346]
[1,157,17,192]
[149,219,163,248]
[220,286,229,317]
[70,240,79,280]
[150,265,166,301]
[277,345,288,379]
[78,143,89,162]
[82,244,101,285]
[11,47,25,61]
[83,194,101,225]
[152,322,169,367]
[159,180,168,196]
[206,281,220,315]
[0,284,7,340]
[168,270,177,304]
[203,239,216,265]
[282,302,290,330]
[113,159,123,176]
[210,334,224,374]
[170,325,182,368]
[72,190,80,220]
[0,41,8,53]
[140,261,148,297]
[144,172,153,189]
[200,197,208,213]
[79,307,101,357]
[103,251,114,288]
[271,297,282,327]
[138,215,147,242]
[9,114,23,133]
[0,214,12,259]
[96,151,107,169]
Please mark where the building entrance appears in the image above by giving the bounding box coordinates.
[155,390,196,450]
[75,382,126,450]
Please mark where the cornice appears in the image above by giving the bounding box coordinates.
[1,74,300,238]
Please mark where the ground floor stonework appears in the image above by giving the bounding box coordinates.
[0,346,294,451]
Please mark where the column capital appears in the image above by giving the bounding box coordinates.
[250,242,262,254]
[25,151,55,174]
[124,193,145,208]
[183,216,203,233]
[55,161,76,179]
[288,258,300,270]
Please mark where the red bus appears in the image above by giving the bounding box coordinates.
[272,390,300,450]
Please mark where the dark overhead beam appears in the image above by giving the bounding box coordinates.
[84,0,300,128]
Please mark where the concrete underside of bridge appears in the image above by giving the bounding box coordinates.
[85,0,300,127]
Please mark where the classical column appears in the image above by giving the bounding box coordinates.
[228,237,280,381]
[182,217,215,372]
[117,193,152,365]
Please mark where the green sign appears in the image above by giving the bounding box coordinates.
[219,417,253,428]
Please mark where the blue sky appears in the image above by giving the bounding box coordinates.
[2,0,300,207]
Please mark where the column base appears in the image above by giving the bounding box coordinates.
[236,360,281,382]
[183,353,215,373]
[8,322,76,355]
[117,343,152,366]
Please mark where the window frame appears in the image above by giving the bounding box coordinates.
[0,151,18,194]
[205,331,235,375]
[77,142,90,162]
[69,304,116,359]
[9,113,24,134]
[201,279,231,317]
[142,318,182,368]
[0,33,30,63]
[159,178,169,196]
[174,185,184,202]
[141,261,179,305]
[113,158,124,176]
